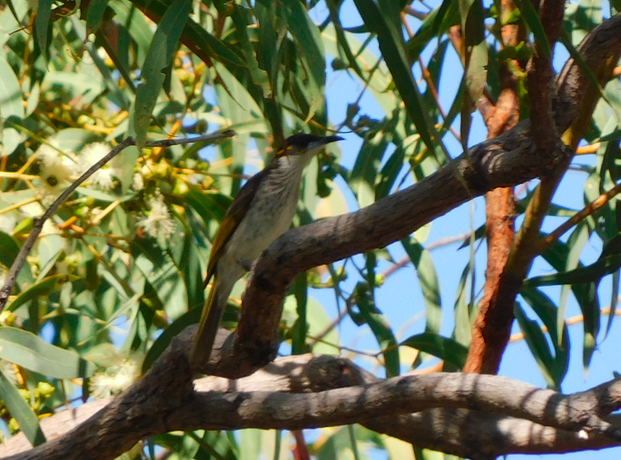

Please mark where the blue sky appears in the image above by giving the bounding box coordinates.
[304,0,621,458]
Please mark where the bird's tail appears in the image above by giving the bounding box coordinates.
[190,275,227,368]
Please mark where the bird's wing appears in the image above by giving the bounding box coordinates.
[204,166,271,286]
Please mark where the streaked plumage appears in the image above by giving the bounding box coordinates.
[190,133,343,368]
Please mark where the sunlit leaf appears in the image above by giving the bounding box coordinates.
[401,237,442,334]
[402,332,468,368]
[0,366,46,446]
[130,0,192,146]
[0,327,96,379]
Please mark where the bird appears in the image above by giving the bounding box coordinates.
[190,133,344,368]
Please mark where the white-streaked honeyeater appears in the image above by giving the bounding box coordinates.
[190,133,343,368]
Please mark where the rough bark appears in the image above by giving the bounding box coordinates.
[464,0,521,373]
[1,12,620,460]
[202,14,621,379]
[3,339,621,459]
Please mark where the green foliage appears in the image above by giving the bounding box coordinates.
[0,0,619,458]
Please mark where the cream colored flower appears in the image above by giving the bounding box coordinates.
[138,194,175,240]
[90,358,141,399]
[38,143,76,183]
[132,173,144,191]
[81,143,119,190]
[38,142,78,205]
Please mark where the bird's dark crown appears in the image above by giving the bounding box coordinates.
[285,133,343,148]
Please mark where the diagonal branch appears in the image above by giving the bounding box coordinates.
[200,14,621,379]
[0,130,235,312]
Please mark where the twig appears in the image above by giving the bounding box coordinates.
[383,231,472,278]
[509,305,621,343]
[0,130,235,312]
[537,180,621,253]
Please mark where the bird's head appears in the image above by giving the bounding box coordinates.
[276,133,343,165]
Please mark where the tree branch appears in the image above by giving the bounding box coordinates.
[527,0,567,151]
[2,12,621,460]
[3,337,621,459]
[200,14,621,379]
[0,130,235,312]
[464,0,522,374]
[365,409,621,459]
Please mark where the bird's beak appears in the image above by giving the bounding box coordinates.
[312,135,343,154]
[322,135,344,145]
[316,136,343,162]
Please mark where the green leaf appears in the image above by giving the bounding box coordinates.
[143,307,201,372]
[525,253,621,287]
[453,263,473,346]
[229,5,270,97]
[512,0,552,59]
[402,332,469,368]
[514,303,556,387]
[186,189,232,224]
[94,24,136,94]
[353,0,441,155]
[324,0,364,76]
[36,234,63,281]
[0,231,20,269]
[521,287,569,387]
[0,1,28,48]
[0,54,24,155]
[282,0,326,118]
[407,0,459,60]
[7,276,66,313]
[0,231,34,286]
[35,0,53,59]
[541,235,599,370]
[292,274,308,355]
[175,231,206,312]
[109,0,153,62]
[0,366,46,446]
[0,327,96,379]
[375,146,405,200]
[135,250,187,320]
[86,0,110,32]
[75,187,135,203]
[422,39,451,121]
[465,40,488,108]
[0,56,23,120]
[130,0,192,146]
[401,238,442,334]
[350,135,389,207]
[353,282,400,377]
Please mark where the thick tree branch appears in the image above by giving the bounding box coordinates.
[3,13,621,460]
[200,14,621,379]
[465,6,621,375]
[464,0,521,374]
[527,0,567,150]
[0,352,363,457]
[365,409,621,459]
[3,337,621,459]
